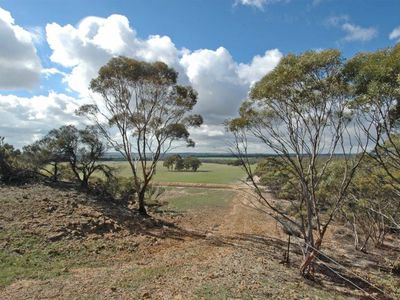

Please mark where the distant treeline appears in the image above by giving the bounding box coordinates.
[100,152,354,165]
[100,152,268,162]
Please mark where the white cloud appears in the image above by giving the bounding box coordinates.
[0,92,81,148]
[325,15,349,27]
[46,14,282,125]
[180,47,247,122]
[191,125,225,137]
[0,7,41,89]
[180,47,282,123]
[46,14,182,96]
[235,0,292,10]
[238,49,283,85]
[389,26,400,42]
[41,67,66,78]
[236,0,268,9]
[341,23,378,42]
[326,15,378,43]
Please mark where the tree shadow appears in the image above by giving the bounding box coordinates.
[315,263,393,300]
[201,231,393,300]
[41,181,207,241]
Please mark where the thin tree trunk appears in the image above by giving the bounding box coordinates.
[138,189,148,216]
[300,238,321,277]
[80,177,89,190]
[53,163,59,182]
[360,233,371,253]
[352,214,360,250]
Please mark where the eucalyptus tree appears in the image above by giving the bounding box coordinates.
[78,57,203,215]
[183,156,202,171]
[345,44,400,203]
[228,50,369,277]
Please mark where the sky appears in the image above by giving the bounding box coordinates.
[0,0,399,152]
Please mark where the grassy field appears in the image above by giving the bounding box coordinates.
[104,161,250,184]
[162,187,236,211]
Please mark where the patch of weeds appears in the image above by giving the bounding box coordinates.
[0,230,68,287]
[0,228,123,287]
[369,271,400,299]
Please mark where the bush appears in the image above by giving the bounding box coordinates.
[91,175,137,205]
[0,137,39,184]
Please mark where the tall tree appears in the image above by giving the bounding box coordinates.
[228,50,369,277]
[77,57,203,215]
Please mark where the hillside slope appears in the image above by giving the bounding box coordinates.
[0,184,398,299]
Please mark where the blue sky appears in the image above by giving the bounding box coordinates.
[0,0,399,151]
[2,0,399,61]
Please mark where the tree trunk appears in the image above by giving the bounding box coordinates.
[53,163,59,182]
[300,238,321,278]
[351,214,360,250]
[138,189,148,216]
[300,251,315,277]
[80,176,89,190]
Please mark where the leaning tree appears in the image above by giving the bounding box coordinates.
[228,49,371,277]
[78,57,203,215]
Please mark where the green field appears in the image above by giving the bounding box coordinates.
[104,161,250,184]
[163,187,236,211]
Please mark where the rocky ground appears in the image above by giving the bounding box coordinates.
[0,183,399,299]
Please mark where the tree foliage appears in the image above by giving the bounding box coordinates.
[78,57,202,215]
[345,44,400,186]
